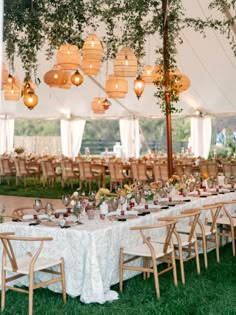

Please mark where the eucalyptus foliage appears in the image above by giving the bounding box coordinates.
[3,0,236,113]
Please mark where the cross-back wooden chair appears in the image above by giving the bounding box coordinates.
[61,160,78,188]
[0,158,15,185]
[152,163,161,182]
[180,204,221,269]
[78,160,101,190]
[41,160,59,187]
[108,161,118,190]
[14,159,38,186]
[0,232,66,315]
[159,209,201,285]
[113,161,130,187]
[222,162,232,180]
[120,220,178,298]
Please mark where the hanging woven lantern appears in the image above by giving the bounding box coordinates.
[114,47,137,77]
[91,97,105,114]
[4,78,21,101]
[71,70,84,86]
[58,72,72,89]
[170,68,190,93]
[105,74,128,98]
[82,34,103,62]
[102,98,111,110]
[141,65,155,84]
[133,75,145,99]
[23,91,38,110]
[152,65,164,86]
[81,60,100,76]
[1,63,9,89]
[57,44,80,71]
[44,65,64,87]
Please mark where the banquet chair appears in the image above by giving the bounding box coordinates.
[180,204,221,269]
[78,160,101,190]
[41,160,59,187]
[159,163,169,181]
[159,209,201,285]
[12,207,36,220]
[0,158,16,185]
[120,220,178,298]
[131,162,151,183]
[14,159,39,186]
[0,233,66,315]
[108,161,118,190]
[61,160,78,188]
[152,163,161,181]
[175,164,193,178]
[113,161,130,187]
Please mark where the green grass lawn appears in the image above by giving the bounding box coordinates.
[1,180,236,314]
[1,244,236,315]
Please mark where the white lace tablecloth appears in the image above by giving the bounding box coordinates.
[0,192,235,304]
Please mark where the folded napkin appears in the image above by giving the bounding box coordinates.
[23,214,49,220]
[54,209,67,214]
[23,214,35,220]
[107,210,138,217]
[159,197,168,202]
[133,205,161,210]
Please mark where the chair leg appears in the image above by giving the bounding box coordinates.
[60,258,67,303]
[171,249,178,287]
[194,241,200,274]
[28,272,34,315]
[178,247,185,285]
[231,225,235,256]
[119,248,124,292]
[201,235,208,269]
[1,268,6,311]
[215,233,220,262]
[152,258,160,299]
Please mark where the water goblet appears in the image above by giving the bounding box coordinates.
[62,194,71,208]
[73,201,83,224]
[143,187,150,205]
[134,192,141,206]
[111,197,119,211]
[45,203,54,216]
[33,199,42,222]
[118,195,126,211]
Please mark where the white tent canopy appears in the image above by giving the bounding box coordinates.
[0,0,236,121]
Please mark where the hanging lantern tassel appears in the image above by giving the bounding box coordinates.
[133,75,145,99]
[23,91,38,110]
[71,70,84,87]
[102,98,111,110]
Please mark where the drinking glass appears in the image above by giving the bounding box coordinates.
[73,201,83,224]
[118,195,126,211]
[143,188,150,205]
[134,192,141,206]
[111,197,119,211]
[45,203,54,216]
[33,199,42,222]
[62,194,71,208]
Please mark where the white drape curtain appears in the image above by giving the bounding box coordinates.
[190,116,212,159]
[60,119,86,158]
[0,119,15,154]
[119,118,140,158]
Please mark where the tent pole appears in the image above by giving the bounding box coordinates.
[162,0,173,177]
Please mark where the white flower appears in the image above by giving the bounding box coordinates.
[70,200,76,206]
[73,191,79,197]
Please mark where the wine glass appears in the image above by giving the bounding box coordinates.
[45,203,54,216]
[111,197,119,211]
[118,195,126,211]
[134,192,141,206]
[73,201,83,224]
[62,194,71,208]
[33,199,42,222]
[143,187,150,205]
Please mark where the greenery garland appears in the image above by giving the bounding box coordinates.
[3,0,236,113]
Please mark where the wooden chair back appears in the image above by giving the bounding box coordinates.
[108,162,116,181]
[159,163,169,181]
[152,163,161,181]
[131,162,139,182]
[222,162,232,179]
[202,203,222,233]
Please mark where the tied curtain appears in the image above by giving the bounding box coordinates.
[190,116,212,159]
[119,118,140,158]
[0,119,15,154]
[60,119,86,158]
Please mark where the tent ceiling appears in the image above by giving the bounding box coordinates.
[0,0,236,120]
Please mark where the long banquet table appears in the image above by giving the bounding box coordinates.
[0,191,235,304]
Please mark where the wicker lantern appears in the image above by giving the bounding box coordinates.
[58,71,72,89]
[81,60,100,76]
[23,91,38,110]
[133,75,145,99]
[82,34,103,62]
[71,70,84,86]
[114,47,137,77]
[170,68,190,93]
[57,44,80,71]
[44,65,64,87]
[141,65,155,84]
[4,78,21,101]
[91,97,105,114]
[105,74,128,98]
[1,63,9,89]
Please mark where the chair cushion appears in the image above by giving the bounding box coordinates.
[5,254,61,274]
[123,242,172,258]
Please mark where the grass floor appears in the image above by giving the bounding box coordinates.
[1,181,236,314]
[2,244,236,315]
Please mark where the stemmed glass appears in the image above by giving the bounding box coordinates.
[33,199,42,222]
[73,201,83,224]
[142,187,150,205]
[134,192,141,206]
[62,194,71,208]
[118,195,126,211]
[111,197,119,211]
[45,203,54,216]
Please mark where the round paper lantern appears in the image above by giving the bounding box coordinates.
[71,70,84,86]
[23,91,38,110]
[141,65,154,84]
[57,44,80,71]
[114,47,137,77]
[91,97,105,114]
[81,60,100,76]
[170,68,190,92]
[133,75,145,99]
[1,63,9,89]
[105,74,128,98]
[82,34,103,62]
